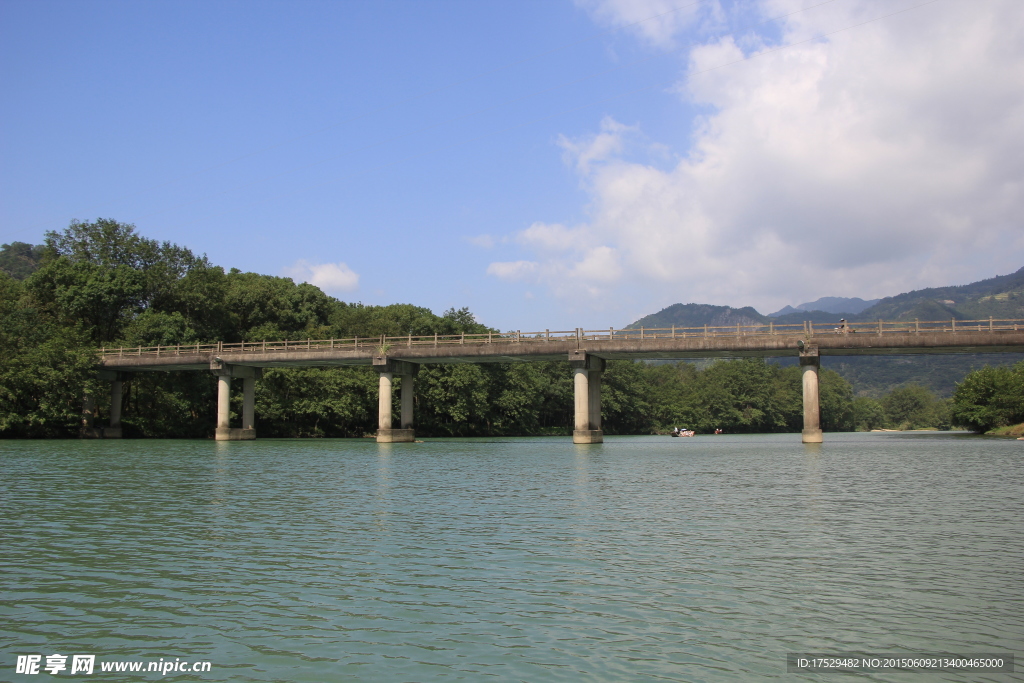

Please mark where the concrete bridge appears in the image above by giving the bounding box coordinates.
[90,318,1024,444]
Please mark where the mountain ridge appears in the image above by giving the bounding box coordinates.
[629,266,1024,330]
[768,296,880,317]
[626,266,1024,398]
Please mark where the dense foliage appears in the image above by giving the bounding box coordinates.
[950,363,1024,432]
[1,219,973,439]
[0,241,45,280]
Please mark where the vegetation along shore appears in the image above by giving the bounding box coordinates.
[2,220,1021,439]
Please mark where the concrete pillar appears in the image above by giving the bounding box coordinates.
[211,361,258,440]
[588,370,602,431]
[110,381,123,428]
[374,358,416,443]
[215,374,232,441]
[242,376,255,430]
[573,366,590,431]
[570,351,603,444]
[378,372,393,432]
[101,378,124,438]
[800,350,823,444]
[401,373,414,429]
[85,370,125,438]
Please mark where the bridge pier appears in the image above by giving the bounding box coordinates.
[570,351,604,443]
[109,377,123,437]
[799,345,823,443]
[374,358,417,442]
[211,361,259,440]
[80,370,128,438]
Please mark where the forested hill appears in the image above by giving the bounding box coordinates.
[626,266,1024,398]
[630,265,1024,329]
[853,266,1024,321]
[626,303,766,330]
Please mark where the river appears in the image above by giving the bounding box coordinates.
[2,433,1021,681]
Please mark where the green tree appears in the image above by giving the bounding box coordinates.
[27,219,208,343]
[819,368,855,431]
[0,241,45,280]
[602,360,655,434]
[416,364,492,436]
[853,396,886,431]
[256,367,377,437]
[882,385,950,429]
[0,273,102,437]
[225,270,334,341]
[951,364,1024,432]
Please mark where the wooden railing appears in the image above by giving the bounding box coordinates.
[98,317,1024,359]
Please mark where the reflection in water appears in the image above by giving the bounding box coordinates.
[1,434,1021,682]
[374,443,392,531]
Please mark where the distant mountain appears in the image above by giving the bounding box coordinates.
[769,296,880,317]
[851,266,1024,322]
[626,266,1024,397]
[633,266,1024,330]
[626,303,766,330]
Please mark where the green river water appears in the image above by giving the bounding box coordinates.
[2,433,1022,681]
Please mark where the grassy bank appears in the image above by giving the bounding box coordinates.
[986,423,1024,437]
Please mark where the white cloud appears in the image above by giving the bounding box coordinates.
[494,0,1024,314]
[487,260,538,280]
[575,0,710,49]
[516,222,584,251]
[557,117,637,174]
[283,259,360,293]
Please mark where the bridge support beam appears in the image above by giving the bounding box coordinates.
[374,358,417,443]
[800,345,823,443]
[570,351,605,443]
[211,361,259,441]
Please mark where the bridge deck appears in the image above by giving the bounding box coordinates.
[98,319,1024,372]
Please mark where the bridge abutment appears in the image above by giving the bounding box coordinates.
[799,345,823,444]
[375,358,417,443]
[571,351,605,443]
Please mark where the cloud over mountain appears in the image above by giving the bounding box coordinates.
[489,0,1024,315]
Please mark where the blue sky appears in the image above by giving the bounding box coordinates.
[2,0,1022,331]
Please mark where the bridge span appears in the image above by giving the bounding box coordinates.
[90,318,1024,444]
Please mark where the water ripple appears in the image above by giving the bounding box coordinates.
[2,434,1022,681]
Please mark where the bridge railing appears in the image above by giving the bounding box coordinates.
[98,317,1024,359]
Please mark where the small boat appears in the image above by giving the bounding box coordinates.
[670,430,696,437]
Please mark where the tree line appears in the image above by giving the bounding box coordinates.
[1,220,1014,438]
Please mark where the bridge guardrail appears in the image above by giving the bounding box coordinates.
[99,318,1024,359]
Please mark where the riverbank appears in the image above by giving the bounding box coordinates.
[986,422,1024,437]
